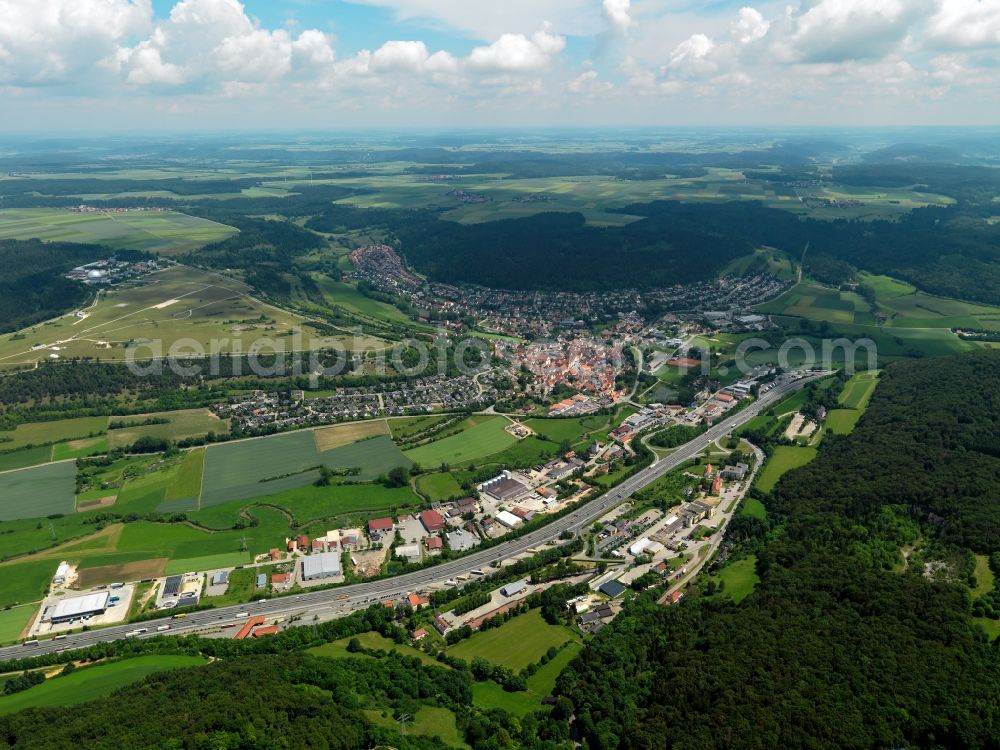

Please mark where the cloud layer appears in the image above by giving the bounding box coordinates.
[0,0,997,126]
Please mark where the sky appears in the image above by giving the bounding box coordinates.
[0,0,999,131]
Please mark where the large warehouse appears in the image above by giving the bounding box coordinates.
[46,592,110,624]
[301,551,342,581]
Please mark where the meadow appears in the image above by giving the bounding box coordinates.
[756,446,818,493]
[0,208,235,256]
[0,605,34,645]
[108,408,229,449]
[309,631,441,667]
[0,655,209,715]
[404,416,517,468]
[0,265,334,367]
[471,641,583,716]
[705,555,760,604]
[447,610,579,673]
[416,471,465,502]
[0,416,107,452]
[838,371,881,410]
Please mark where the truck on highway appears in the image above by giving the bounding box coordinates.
[156,625,171,632]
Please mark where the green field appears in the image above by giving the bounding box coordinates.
[108,409,229,450]
[524,415,608,446]
[0,461,77,521]
[0,655,209,715]
[471,641,583,716]
[739,497,768,521]
[0,416,107,452]
[309,631,442,667]
[416,471,465,502]
[838,371,880,410]
[448,610,578,673]
[0,265,347,368]
[201,432,411,507]
[972,555,996,599]
[0,208,236,256]
[365,705,466,747]
[756,446,818,493]
[706,555,760,604]
[0,446,54,472]
[404,417,517,467]
[0,605,34,645]
[825,409,861,435]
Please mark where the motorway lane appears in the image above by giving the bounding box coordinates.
[1,373,826,662]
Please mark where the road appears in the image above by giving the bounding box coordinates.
[0,372,826,663]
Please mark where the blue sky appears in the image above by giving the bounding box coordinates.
[0,1,998,130]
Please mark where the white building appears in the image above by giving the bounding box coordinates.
[300,551,342,581]
[496,510,523,529]
[47,592,110,624]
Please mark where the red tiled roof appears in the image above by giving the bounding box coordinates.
[368,517,394,532]
[426,536,443,549]
[252,625,279,637]
[419,510,445,531]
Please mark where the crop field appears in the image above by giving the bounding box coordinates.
[0,265,337,367]
[0,446,55,472]
[0,416,107,453]
[201,432,411,507]
[284,169,950,226]
[313,420,390,452]
[108,409,230,449]
[404,416,517,467]
[756,446,818,493]
[0,655,209,715]
[0,208,236,256]
[416,471,464,502]
[448,610,578,673]
[0,461,77,521]
[757,277,1000,341]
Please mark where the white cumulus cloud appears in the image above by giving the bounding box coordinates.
[925,0,1000,50]
[732,7,769,45]
[603,0,634,35]
[467,23,566,72]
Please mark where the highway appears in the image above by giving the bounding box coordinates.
[0,371,826,663]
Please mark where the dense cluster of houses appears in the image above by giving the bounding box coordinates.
[214,374,499,431]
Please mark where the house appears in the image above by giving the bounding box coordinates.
[419,509,446,533]
[286,539,298,553]
[425,536,444,553]
[297,534,310,550]
[312,538,326,553]
[721,463,749,480]
[714,392,735,404]
[411,627,429,641]
[455,497,478,515]
[368,517,395,536]
[665,590,684,605]
[599,580,627,598]
[408,593,430,608]
[271,573,289,586]
[433,615,452,635]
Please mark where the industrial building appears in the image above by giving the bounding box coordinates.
[479,472,532,503]
[496,510,523,529]
[501,580,528,597]
[46,592,110,624]
[301,550,343,581]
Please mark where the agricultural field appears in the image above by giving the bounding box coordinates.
[0,461,77,521]
[284,168,951,226]
[388,414,450,441]
[447,610,579,673]
[200,432,411,507]
[0,208,236,256]
[0,605,34,645]
[0,655,209,715]
[756,446,818,493]
[0,264,341,368]
[523,415,609,447]
[0,416,107,453]
[108,409,230,449]
[313,420,390,452]
[404,416,516,468]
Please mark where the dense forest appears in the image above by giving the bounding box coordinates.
[0,240,111,333]
[547,350,1000,749]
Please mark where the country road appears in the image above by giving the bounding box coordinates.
[0,371,827,663]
